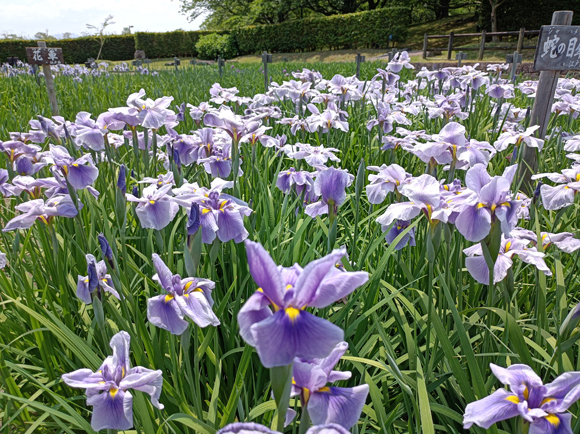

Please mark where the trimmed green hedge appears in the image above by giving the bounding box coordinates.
[0,35,135,64]
[196,34,238,60]
[233,7,410,54]
[134,30,227,59]
[0,7,409,63]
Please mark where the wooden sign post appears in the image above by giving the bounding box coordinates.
[518,10,576,193]
[262,51,273,92]
[217,57,225,78]
[26,42,63,116]
[355,53,365,79]
[506,51,523,81]
[455,51,467,66]
[387,48,398,62]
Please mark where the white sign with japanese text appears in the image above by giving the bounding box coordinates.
[534,25,580,71]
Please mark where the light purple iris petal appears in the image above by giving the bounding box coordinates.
[76,276,92,304]
[543,372,580,412]
[307,267,368,309]
[147,294,189,335]
[250,309,344,368]
[61,368,107,390]
[529,413,572,434]
[455,205,492,242]
[67,162,99,190]
[135,199,179,230]
[175,291,220,327]
[291,248,345,308]
[490,363,544,397]
[540,184,575,210]
[237,291,273,347]
[376,202,422,227]
[463,388,521,429]
[308,385,369,429]
[120,367,164,409]
[515,250,552,277]
[293,360,328,392]
[316,341,349,376]
[216,208,248,243]
[86,389,133,431]
[306,424,351,434]
[244,240,285,307]
[465,164,492,193]
[152,253,173,290]
[305,201,330,218]
[216,422,281,434]
[384,222,416,250]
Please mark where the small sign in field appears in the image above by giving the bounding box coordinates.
[533,25,580,71]
[25,47,64,65]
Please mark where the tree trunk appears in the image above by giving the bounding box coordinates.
[490,1,501,42]
[435,0,450,19]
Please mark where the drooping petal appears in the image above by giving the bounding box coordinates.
[376,202,422,227]
[61,368,107,390]
[147,294,189,335]
[67,163,99,190]
[175,292,220,327]
[237,291,273,347]
[120,366,164,409]
[305,423,351,434]
[250,309,344,368]
[109,331,131,376]
[307,267,369,309]
[463,388,521,429]
[87,389,133,431]
[217,208,248,243]
[544,372,580,412]
[152,254,173,291]
[455,205,492,242]
[293,360,328,391]
[465,164,492,193]
[490,363,543,398]
[308,385,369,429]
[216,422,281,434]
[76,275,92,304]
[540,184,575,211]
[136,199,179,230]
[529,413,573,434]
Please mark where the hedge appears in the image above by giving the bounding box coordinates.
[479,0,580,31]
[0,35,135,64]
[0,7,410,64]
[134,30,227,59]
[233,7,411,55]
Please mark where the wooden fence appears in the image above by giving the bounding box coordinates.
[422,29,541,60]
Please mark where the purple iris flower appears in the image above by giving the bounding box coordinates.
[48,144,99,190]
[62,331,164,431]
[166,127,198,166]
[198,142,238,179]
[463,236,551,285]
[98,233,114,260]
[139,172,175,188]
[285,143,341,168]
[387,51,414,73]
[203,107,246,143]
[328,75,362,101]
[76,254,120,304]
[376,174,451,228]
[14,155,45,176]
[305,168,353,218]
[126,184,179,231]
[74,112,106,151]
[384,220,416,250]
[0,169,14,197]
[366,102,395,134]
[127,89,176,130]
[1,140,41,163]
[260,134,288,151]
[366,163,410,204]
[306,105,349,134]
[217,423,350,434]
[532,167,580,210]
[187,102,211,125]
[455,164,520,242]
[464,363,580,433]
[495,126,544,152]
[287,342,369,429]
[276,168,317,203]
[117,165,127,194]
[511,228,580,253]
[3,195,80,232]
[147,254,219,335]
[237,241,368,368]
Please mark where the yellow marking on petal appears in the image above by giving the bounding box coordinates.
[98,381,105,384]
[542,233,548,241]
[39,216,49,225]
[101,278,108,283]
[285,307,300,322]
[165,294,174,303]
[505,241,512,252]
[142,104,146,109]
[219,200,228,210]
[500,202,511,208]
[122,366,125,378]
[149,200,156,205]
[444,185,449,191]
[303,387,311,403]
[397,226,401,230]
[576,173,580,182]
[541,397,555,406]
[490,204,497,212]
[523,387,529,401]
[202,208,211,214]
[505,395,520,404]
[477,203,486,209]
[545,414,560,426]
[257,287,263,293]
[565,186,571,189]
[84,278,89,283]
[184,281,195,291]
[72,163,79,167]
[110,387,119,398]
[285,284,293,291]
[62,165,69,175]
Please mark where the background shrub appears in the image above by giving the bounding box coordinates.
[196,33,238,60]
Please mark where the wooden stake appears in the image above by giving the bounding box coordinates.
[516,27,525,54]
[478,30,486,60]
[37,41,59,116]
[518,11,574,194]
[422,33,428,59]
[447,32,454,60]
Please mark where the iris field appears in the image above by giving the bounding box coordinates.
[1,56,580,434]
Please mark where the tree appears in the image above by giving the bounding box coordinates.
[34,30,57,40]
[122,26,132,35]
[420,0,479,19]
[488,0,505,41]
[61,32,72,39]
[86,15,115,61]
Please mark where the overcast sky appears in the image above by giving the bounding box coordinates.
[1,0,205,38]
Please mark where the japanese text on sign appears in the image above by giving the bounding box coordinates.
[534,26,580,71]
[25,47,64,65]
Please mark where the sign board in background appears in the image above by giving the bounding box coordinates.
[25,47,64,66]
[533,25,580,71]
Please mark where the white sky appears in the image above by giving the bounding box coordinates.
[0,0,205,39]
